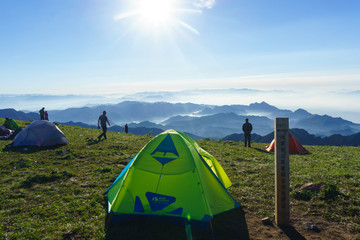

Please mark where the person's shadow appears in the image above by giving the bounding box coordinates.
[2,144,64,153]
[253,147,270,153]
[86,137,100,145]
[104,206,250,240]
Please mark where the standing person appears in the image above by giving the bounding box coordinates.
[125,123,128,134]
[44,111,49,121]
[39,107,45,120]
[242,118,253,147]
[97,111,110,141]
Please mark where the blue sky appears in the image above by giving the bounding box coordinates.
[1,0,360,121]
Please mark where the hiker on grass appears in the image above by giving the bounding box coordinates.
[98,111,110,141]
[242,118,253,147]
[125,123,128,134]
[44,111,49,121]
[39,107,45,120]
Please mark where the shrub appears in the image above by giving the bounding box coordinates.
[320,184,339,200]
[20,174,61,188]
[291,189,314,201]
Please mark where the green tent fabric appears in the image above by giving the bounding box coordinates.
[3,118,20,131]
[175,131,232,189]
[106,129,239,224]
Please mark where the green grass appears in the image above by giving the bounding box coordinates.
[0,119,359,239]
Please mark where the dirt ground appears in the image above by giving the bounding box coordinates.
[244,211,356,240]
[106,207,358,240]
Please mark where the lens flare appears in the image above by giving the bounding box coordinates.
[114,0,202,34]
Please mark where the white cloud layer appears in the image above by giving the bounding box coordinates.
[2,87,360,124]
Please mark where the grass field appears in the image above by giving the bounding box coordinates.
[0,119,359,239]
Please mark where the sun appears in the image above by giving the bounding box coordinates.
[137,0,175,27]
[114,0,202,34]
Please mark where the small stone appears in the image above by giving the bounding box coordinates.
[300,183,326,193]
[339,188,349,195]
[261,217,272,225]
[310,224,320,232]
[305,223,321,233]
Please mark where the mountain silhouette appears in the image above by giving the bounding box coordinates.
[1,101,360,144]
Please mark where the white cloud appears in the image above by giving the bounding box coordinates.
[193,0,215,9]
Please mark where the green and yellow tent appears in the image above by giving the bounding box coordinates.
[106,129,239,224]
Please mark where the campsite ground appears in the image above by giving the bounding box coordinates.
[0,120,359,239]
[245,211,355,240]
[105,207,356,240]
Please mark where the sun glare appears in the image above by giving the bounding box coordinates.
[138,0,174,27]
[114,0,202,34]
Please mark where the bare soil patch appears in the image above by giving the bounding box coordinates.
[245,210,356,240]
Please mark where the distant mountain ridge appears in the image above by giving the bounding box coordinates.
[1,101,360,143]
[0,108,38,121]
[222,128,360,147]
[49,101,205,124]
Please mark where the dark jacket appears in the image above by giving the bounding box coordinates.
[242,122,253,134]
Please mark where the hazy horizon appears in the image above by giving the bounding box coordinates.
[1,88,360,124]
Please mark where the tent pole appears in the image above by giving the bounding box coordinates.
[209,220,216,240]
[185,219,193,240]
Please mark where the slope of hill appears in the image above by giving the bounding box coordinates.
[58,120,360,146]
[109,125,164,136]
[222,133,271,143]
[60,121,166,136]
[60,121,98,129]
[0,122,358,239]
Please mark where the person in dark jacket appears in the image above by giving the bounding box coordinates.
[97,111,110,141]
[242,118,253,147]
[39,107,45,120]
[125,123,128,134]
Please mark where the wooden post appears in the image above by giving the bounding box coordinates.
[274,118,290,225]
